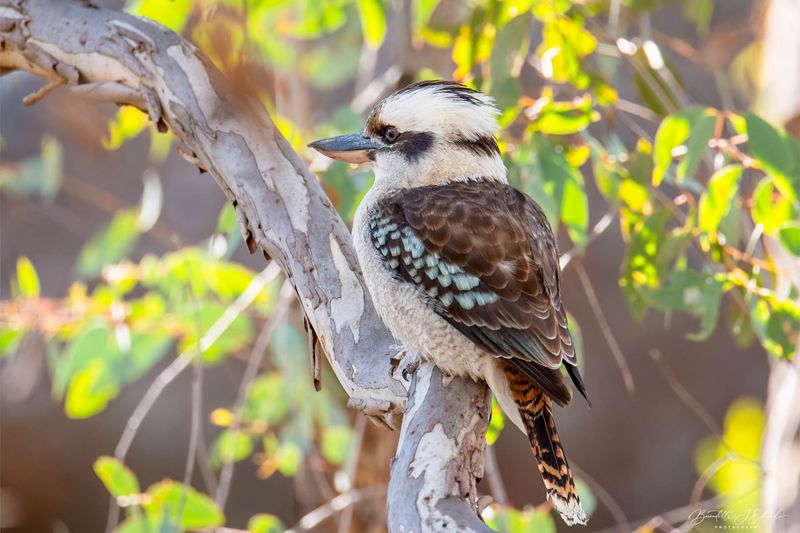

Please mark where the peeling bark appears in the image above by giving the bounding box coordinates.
[0,0,495,530]
[388,364,494,532]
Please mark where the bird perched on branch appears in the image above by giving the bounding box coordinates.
[310,80,589,526]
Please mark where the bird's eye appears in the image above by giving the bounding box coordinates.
[383,126,399,143]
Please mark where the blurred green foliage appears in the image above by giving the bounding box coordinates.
[2,0,798,530]
[694,398,765,529]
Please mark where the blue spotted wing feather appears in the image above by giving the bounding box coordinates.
[369,179,587,406]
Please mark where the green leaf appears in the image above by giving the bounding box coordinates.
[745,113,794,177]
[694,398,764,524]
[115,516,154,533]
[645,270,724,341]
[0,328,24,358]
[212,429,254,468]
[779,222,800,256]
[248,513,285,533]
[530,93,598,135]
[76,210,140,278]
[0,135,63,199]
[575,478,597,519]
[243,374,289,425]
[561,171,588,247]
[357,0,386,49]
[536,16,596,89]
[145,480,225,529]
[486,398,505,445]
[94,456,140,497]
[65,358,120,419]
[484,505,557,533]
[216,203,238,234]
[413,0,440,27]
[698,165,742,234]
[515,135,587,245]
[677,112,716,181]
[54,322,113,398]
[127,0,192,33]
[752,177,795,235]
[124,333,172,383]
[179,302,253,364]
[103,106,149,150]
[16,256,40,298]
[275,441,302,476]
[652,107,712,185]
[489,14,531,110]
[321,425,353,466]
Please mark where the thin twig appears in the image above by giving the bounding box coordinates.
[484,445,508,506]
[196,434,219,495]
[570,461,628,532]
[284,486,387,533]
[22,78,65,105]
[615,97,661,123]
[572,261,635,395]
[215,279,293,509]
[337,414,368,533]
[649,349,722,439]
[590,496,720,533]
[175,345,204,527]
[689,453,730,512]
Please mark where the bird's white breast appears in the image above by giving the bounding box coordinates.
[353,188,486,380]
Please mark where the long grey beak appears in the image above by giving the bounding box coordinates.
[308,132,383,164]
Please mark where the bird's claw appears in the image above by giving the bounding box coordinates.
[347,396,404,430]
[390,349,419,385]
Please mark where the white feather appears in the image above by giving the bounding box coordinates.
[377,84,500,141]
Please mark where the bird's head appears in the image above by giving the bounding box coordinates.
[309,81,506,189]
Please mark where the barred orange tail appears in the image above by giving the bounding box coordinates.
[505,366,587,526]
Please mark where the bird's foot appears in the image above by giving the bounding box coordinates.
[390,349,419,385]
[347,396,404,430]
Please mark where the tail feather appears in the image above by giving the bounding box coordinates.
[505,365,586,526]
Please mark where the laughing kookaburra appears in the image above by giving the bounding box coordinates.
[310,80,589,526]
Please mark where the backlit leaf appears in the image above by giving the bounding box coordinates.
[413,0,439,27]
[676,111,715,181]
[94,456,140,497]
[745,113,794,177]
[127,0,192,33]
[16,256,40,298]
[146,480,224,529]
[65,358,119,419]
[212,429,255,468]
[103,106,149,151]
[486,398,505,445]
[321,425,353,465]
[779,222,800,256]
[76,210,140,279]
[698,165,741,234]
[752,177,794,235]
[358,0,386,49]
[248,513,285,533]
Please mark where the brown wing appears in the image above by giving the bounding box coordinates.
[368,179,587,406]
